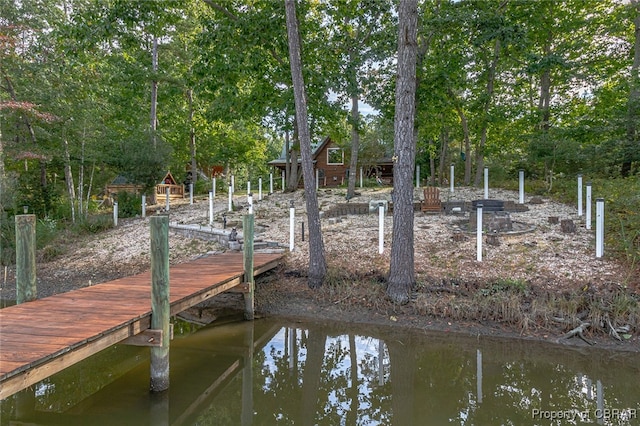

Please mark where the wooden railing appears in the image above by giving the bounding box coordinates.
[156,183,184,199]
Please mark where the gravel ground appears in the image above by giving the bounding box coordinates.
[1,185,633,299]
[1,185,637,350]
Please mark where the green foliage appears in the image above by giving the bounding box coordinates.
[74,214,114,235]
[0,215,61,265]
[115,191,141,218]
[194,179,210,195]
[36,217,59,248]
[480,278,529,297]
[544,176,640,268]
[0,216,15,266]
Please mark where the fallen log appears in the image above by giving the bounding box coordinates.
[559,322,594,345]
[606,316,622,341]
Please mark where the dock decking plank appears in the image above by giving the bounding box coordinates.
[0,251,282,400]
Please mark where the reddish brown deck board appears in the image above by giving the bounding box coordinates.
[0,251,282,400]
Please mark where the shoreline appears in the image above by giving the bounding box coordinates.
[1,186,638,353]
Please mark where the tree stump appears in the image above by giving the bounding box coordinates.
[560,219,576,233]
[530,197,544,204]
[486,232,501,246]
[452,231,467,242]
[548,216,559,224]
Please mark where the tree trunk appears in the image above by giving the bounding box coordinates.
[188,89,197,185]
[447,89,472,185]
[85,162,95,219]
[474,35,501,186]
[78,133,85,218]
[63,139,76,223]
[387,0,418,304]
[286,129,300,192]
[0,110,5,232]
[429,139,436,186]
[150,37,158,149]
[285,0,327,288]
[625,0,640,177]
[285,130,291,188]
[438,126,448,185]
[346,94,360,199]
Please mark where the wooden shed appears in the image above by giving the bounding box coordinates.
[156,171,184,199]
[105,175,143,198]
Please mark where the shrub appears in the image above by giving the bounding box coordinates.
[74,214,113,234]
[115,191,141,218]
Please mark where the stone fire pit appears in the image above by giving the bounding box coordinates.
[461,199,535,235]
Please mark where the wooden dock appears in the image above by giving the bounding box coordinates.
[0,251,282,400]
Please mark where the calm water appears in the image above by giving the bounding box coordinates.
[1,318,638,425]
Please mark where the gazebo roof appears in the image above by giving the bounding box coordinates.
[160,171,178,185]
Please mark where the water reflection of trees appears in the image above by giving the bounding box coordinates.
[245,323,639,426]
[4,319,637,425]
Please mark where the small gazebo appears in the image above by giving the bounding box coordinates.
[105,175,143,199]
[156,171,184,200]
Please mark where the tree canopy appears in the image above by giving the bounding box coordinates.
[1,0,637,220]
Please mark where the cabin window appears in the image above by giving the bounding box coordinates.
[327,147,344,165]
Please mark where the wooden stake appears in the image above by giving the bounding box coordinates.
[150,215,170,392]
[243,213,255,320]
[15,215,36,304]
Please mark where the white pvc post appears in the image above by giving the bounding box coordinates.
[213,177,216,200]
[378,202,384,254]
[142,194,146,218]
[289,200,295,251]
[113,202,118,227]
[416,164,420,188]
[259,177,263,201]
[189,183,193,205]
[577,174,583,217]
[483,167,489,199]
[247,181,250,196]
[231,175,235,194]
[360,167,363,188]
[476,204,483,262]
[586,182,592,230]
[518,170,525,204]
[315,169,319,190]
[450,163,455,193]
[228,184,233,212]
[281,171,285,192]
[165,187,170,211]
[596,198,605,258]
[248,194,253,214]
[209,192,214,225]
[269,173,273,194]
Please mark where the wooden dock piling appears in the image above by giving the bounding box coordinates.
[243,213,255,320]
[150,215,170,392]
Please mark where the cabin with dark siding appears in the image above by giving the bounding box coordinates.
[268,136,394,187]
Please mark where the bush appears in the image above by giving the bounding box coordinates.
[0,215,15,266]
[549,176,639,267]
[115,191,141,218]
[74,214,114,234]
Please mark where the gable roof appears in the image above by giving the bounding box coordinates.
[160,171,178,185]
[268,136,332,166]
